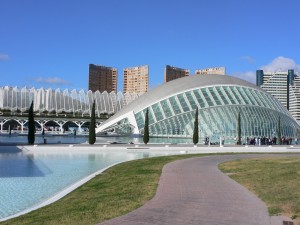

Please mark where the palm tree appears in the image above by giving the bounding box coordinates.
[193,108,199,145]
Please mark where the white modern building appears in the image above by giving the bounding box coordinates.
[97,75,300,143]
[0,87,141,117]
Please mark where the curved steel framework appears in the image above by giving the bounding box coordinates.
[0,87,141,117]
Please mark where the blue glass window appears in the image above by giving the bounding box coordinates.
[169,96,182,114]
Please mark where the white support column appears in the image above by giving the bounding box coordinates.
[54,120,68,133]
[73,121,86,133]
[35,120,49,133]
[15,119,28,133]
[0,119,7,133]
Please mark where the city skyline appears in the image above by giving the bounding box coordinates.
[1,0,300,91]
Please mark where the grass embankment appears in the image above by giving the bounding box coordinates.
[1,154,206,225]
[219,157,300,222]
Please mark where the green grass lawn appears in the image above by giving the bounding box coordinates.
[1,153,207,225]
[219,157,300,222]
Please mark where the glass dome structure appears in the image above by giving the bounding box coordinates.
[96,75,300,143]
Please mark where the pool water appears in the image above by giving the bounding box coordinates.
[0,147,168,220]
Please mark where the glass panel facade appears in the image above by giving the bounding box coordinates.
[209,87,223,105]
[201,88,215,107]
[224,87,238,104]
[177,94,190,112]
[160,99,173,118]
[169,96,182,114]
[185,91,198,110]
[193,90,206,108]
[98,84,300,143]
[152,103,164,122]
[217,87,231,105]
[135,111,145,130]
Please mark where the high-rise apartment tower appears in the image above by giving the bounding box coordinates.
[164,65,190,82]
[256,69,300,122]
[123,65,149,94]
[88,64,118,93]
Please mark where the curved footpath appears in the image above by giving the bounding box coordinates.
[97,154,298,225]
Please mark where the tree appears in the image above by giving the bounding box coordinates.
[143,109,149,144]
[278,115,282,145]
[28,101,35,145]
[193,108,199,145]
[237,111,241,145]
[89,100,96,144]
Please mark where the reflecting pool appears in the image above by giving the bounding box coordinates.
[0,146,170,220]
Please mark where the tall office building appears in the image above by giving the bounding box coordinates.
[164,65,190,82]
[195,67,226,75]
[123,65,149,94]
[88,64,118,93]
[256,69,300,122]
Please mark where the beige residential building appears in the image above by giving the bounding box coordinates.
[88,64,118,93]
[164,65,190,82]
[195,67,226,75]
[123,65,149,94]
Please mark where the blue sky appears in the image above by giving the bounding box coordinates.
[1,0,300,91]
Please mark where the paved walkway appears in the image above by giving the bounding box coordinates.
[97,154,298,225]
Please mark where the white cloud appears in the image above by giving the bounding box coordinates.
[260,56,300,74]
[241,56,255,64]
[0,53,9,61]
[233,56,300,84]
[33,77,70,85]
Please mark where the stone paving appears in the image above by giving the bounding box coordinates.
[97,154,298,225]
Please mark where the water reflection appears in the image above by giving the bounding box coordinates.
[0,148,48,177]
